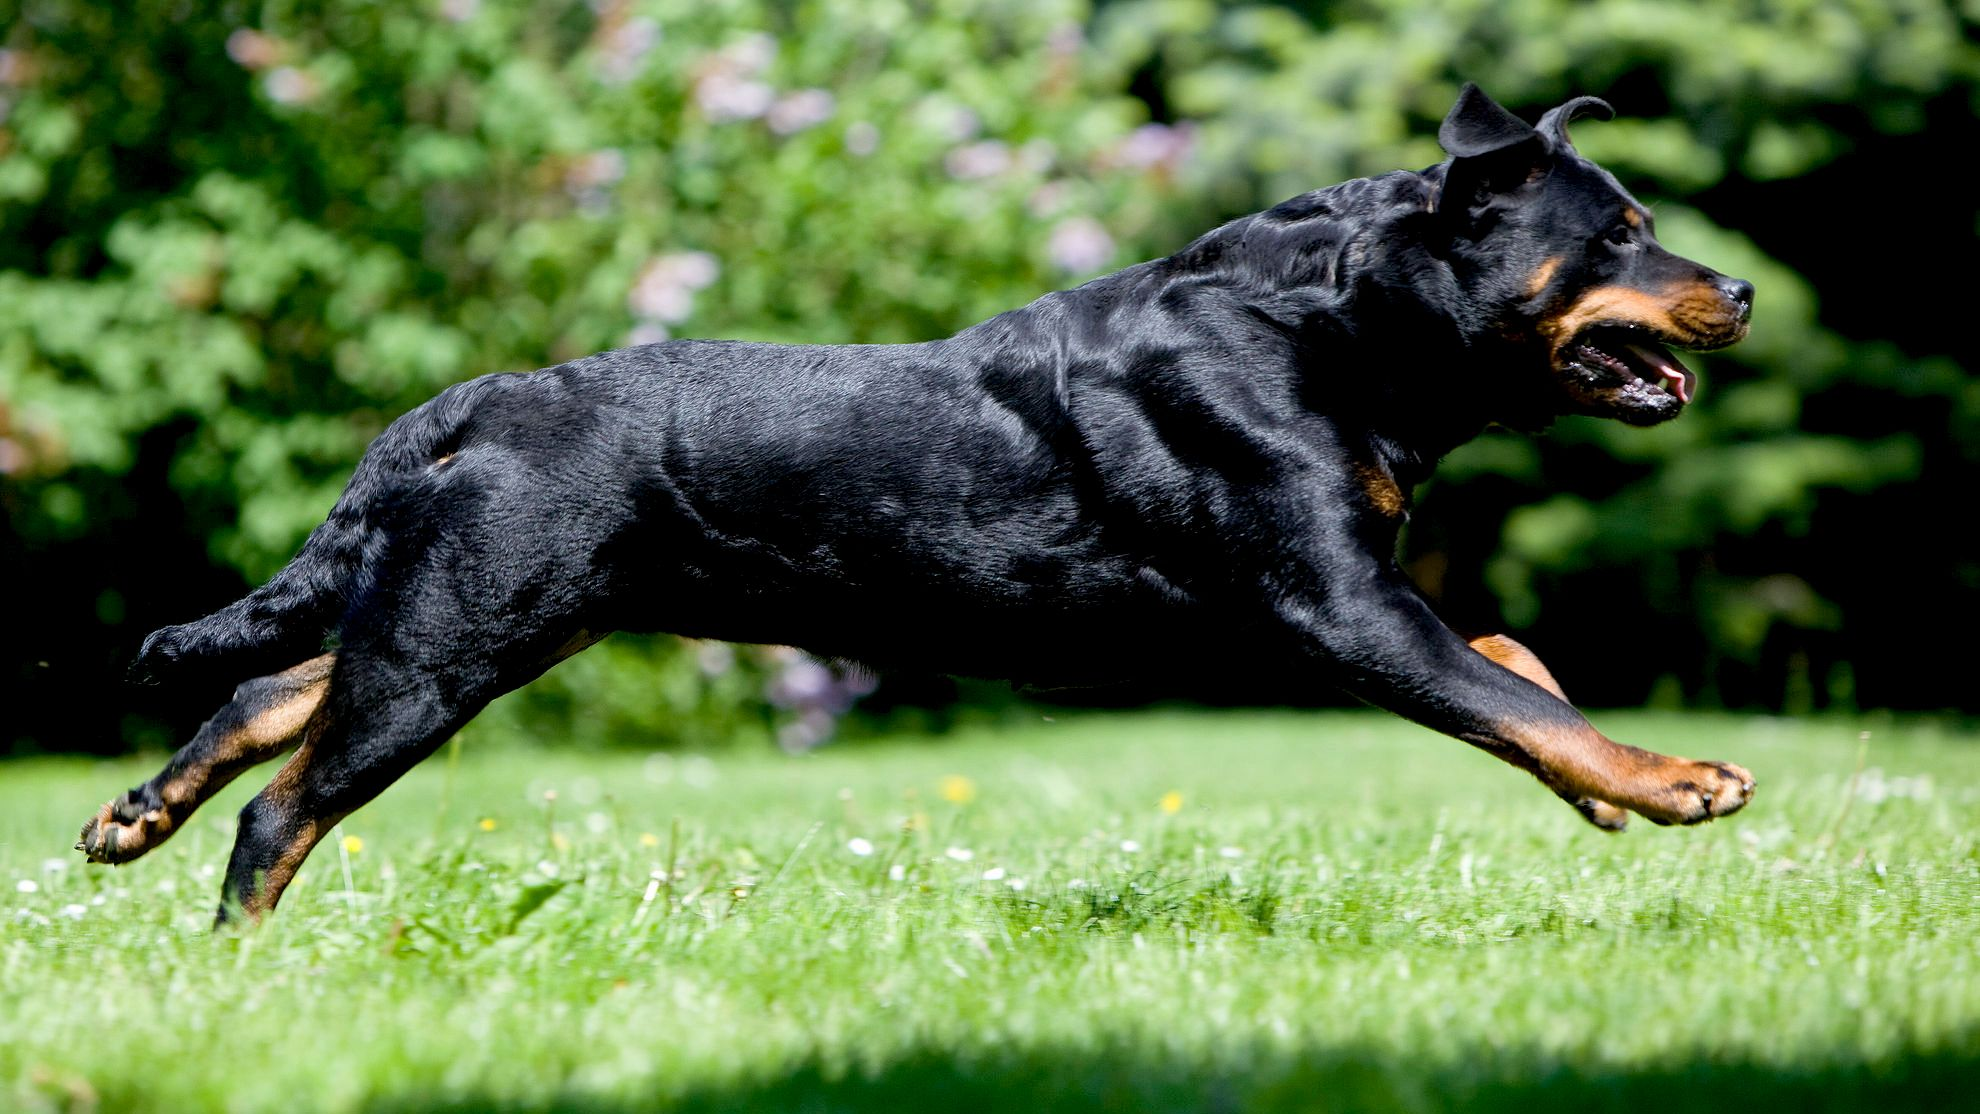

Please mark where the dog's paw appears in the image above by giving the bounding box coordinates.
[129,626,190,685]
[1564,794,1630,832]
[76,790,175,864]
[1635,760,1754,826]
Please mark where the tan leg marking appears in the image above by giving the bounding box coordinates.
[1464,633,1637,830]
[1495,717,1754,828]
[79,654,336,865]
[1466,633,1568,701]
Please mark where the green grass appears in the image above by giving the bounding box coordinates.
[4,710,1978,1112]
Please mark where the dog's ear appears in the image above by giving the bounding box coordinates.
[1435,84,1549,218]
[1438,84,1538,160]
[1537,95,1615,151]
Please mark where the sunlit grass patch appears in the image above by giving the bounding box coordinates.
[3,710,1978,1112]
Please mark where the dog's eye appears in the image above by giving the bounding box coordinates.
[1603,226,1633,246]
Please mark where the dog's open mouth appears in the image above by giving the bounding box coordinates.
[1567,326,1695,404]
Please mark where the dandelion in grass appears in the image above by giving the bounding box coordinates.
[1159,790,1183,814]
[939,775,977,805]
[341,835,364,854]
[479,818,498,832]
[639,832,660,848]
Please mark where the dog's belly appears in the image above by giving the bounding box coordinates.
[616,541,1221,686]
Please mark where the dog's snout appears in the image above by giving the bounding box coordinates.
[1717,276,1754,319]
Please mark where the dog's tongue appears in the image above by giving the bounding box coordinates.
[1620,338,1694,403]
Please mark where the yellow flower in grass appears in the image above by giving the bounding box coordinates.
[639,832,660,848]
[939,775,977,805]
[341,835,364,854]
[478,818,498,832]
[1159,791,1184,815]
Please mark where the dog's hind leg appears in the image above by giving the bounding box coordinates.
[214,630,603,924]
[1463,633,1631,832]
[78,654,336,865]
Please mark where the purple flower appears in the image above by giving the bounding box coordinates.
[1048,216,1114,274]
[844,121,880,157]
[596,16,660,84]
[945,140,1012,180]
[263,67,318,106]
[767,89,835,135]
[628,252,719,324]
[1106,122,1196,177]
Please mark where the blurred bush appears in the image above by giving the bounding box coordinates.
[1,0,1974,753]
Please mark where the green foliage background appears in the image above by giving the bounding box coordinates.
[2,0,1976,752]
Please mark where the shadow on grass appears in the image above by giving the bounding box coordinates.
[365,1040,1979,1113]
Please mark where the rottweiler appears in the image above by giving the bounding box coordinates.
[80,85,1755,923]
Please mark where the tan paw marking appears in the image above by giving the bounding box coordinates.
[76,797,176,865]
[1639,761,1754,826]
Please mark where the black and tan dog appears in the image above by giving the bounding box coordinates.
[80,85,1755,922]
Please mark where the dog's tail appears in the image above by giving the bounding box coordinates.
[131,379,488,687]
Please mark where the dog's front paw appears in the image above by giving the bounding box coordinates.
[1563,794,1630,832]
[130,626,190,685]
[76,790,175,864]
[1635,760,1754,826]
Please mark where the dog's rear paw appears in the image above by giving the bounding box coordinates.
[1637,760,1754,826]
[76,790,175,864]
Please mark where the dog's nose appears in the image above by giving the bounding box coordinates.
[1717,277,1754,319]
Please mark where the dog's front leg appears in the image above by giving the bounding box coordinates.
[1275,561,1753,827]
[1458,632,1630,830]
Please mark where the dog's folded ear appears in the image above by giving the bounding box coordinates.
[1537,95,1615,151]
[1436,84,1550,219]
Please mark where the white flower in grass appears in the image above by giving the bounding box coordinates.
[945,846,974,862]
[1119,839,1140,853]
[15,879,36,894]
[1049,217,1114,275]
[60,904,86,920]
[1006,878,1027,892]
[888,863,907,881]
[847,837,875,857]
[1219,846,1244,859]
[981,867,1005,881]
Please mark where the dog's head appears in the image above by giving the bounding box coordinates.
[1433,84,1752,426]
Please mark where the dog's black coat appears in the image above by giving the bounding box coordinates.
[104,86,1756,919]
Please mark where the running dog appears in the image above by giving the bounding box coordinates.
[80,85,1756,922]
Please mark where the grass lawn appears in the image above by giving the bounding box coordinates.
[3,709,1977,1112]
